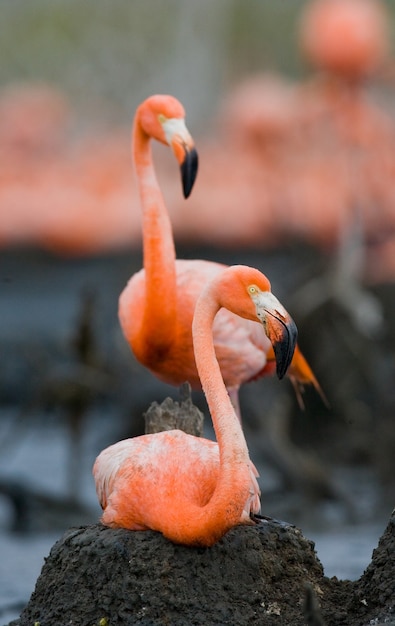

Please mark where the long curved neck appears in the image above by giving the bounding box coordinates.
[193,294,250,465]
[189,290,252,541]
[133,118,177,343]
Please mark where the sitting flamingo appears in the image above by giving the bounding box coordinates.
[119,94,322,419]
[94,264,297,546]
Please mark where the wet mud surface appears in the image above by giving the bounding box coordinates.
[11,512,395,626]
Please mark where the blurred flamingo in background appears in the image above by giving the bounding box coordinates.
[299,0,389,82]
[290,0,392,331]
[0,82,141,255]
[94,264,297,546]
[118,94,322,419]
[1,48,395,284]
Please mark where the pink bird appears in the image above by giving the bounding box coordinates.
[119,94,320,418]
[94,264,297,546]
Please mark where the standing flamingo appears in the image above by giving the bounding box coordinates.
[119,94,321,418]
[94,264,297,546]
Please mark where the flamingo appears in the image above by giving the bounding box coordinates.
[94,264,297,546]
[119,94,321,418]
[299,0,389,81]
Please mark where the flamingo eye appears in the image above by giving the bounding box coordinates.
[158,114,167,124]
[248,285,258,295]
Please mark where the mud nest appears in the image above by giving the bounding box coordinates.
[11,511,395,626]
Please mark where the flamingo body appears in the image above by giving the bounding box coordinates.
[119,258,271,392]
[94,430,252,542]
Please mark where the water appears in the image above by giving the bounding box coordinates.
[309,523,385,581]
[0,532,59,625]
[0,408,102,625]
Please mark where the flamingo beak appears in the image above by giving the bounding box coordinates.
[180,146,198,198]
[265,311,298,380]
[161,117,199,198]
[253,292,298,380]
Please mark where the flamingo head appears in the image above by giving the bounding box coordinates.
[216,266,298,380]
[137,94,198,198]
[250,287,298,380]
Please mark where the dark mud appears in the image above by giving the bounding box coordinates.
[12,511,395,626]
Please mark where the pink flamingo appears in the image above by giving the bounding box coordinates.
[94,264,297,546]
[119,94,321,418]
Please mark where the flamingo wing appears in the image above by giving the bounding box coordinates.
[93,431,220,530]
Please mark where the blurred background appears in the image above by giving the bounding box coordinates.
[1,0,395,622]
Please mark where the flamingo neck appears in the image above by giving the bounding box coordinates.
[158,296,253,545]
[189,290,252,540]
[193,295,250,463]
[132,119,177,343]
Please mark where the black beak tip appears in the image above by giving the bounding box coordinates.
[181,147,198,198]
[275,318,298,380]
